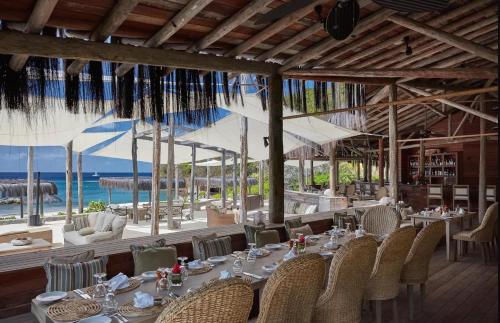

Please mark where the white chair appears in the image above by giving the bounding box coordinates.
[427,184,443,208]
[452,185,470,211]
[486,185,496,204]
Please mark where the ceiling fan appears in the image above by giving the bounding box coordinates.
[417,108,446,138]
[256,0,449,40]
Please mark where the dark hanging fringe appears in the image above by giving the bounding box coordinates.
[313,81,329,111]
[65,60,80,113]
[136,65,147,120]
[256,75,268,111]
[87,61,105,113]
[231,75,244,105]
[0,54,29,113]
[148,65,164,122]
[222,72,230,106]
[301,80,307,112]
[287,79,293,110]
[116,67,135,118]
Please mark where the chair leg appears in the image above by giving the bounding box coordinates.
[407,284,415,321]
[480,243,488,264]
[392,298,399,323]
[453,240,458,261]
[420,283,426,307]
[375,300,382,323]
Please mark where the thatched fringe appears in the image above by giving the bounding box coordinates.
[256,75,268,110]
[99,177,186,191]
[0,179,58,197]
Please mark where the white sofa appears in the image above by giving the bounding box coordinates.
[63,212,127,245]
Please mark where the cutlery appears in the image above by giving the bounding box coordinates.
[243,272,264,280]
[74,289,91,300]
[110,313,128,323]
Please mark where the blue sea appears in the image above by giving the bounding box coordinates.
[0,172,166,216]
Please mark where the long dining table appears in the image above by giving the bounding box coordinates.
[31,232,358,323]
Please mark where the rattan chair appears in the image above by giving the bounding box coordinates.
[453,202,498,264]
[346,184,356,196]
[365,227,416,323]
[255,229,280,248]
[155,277,253,323]
[375,187,389,200]
[257,254,325,323]
[361,206,401,236]
[312,236,378,323]
[400,220,445,320]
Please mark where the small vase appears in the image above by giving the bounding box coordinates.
[170,273,183,287]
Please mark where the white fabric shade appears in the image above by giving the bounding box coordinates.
[72,131,126,153]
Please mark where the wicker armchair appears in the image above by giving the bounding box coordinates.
[313,236,378,323]
[375,187,389,200]
[400,220,445,320]
[361,206,401,236]
[365,226,416,323]
[257,254,325,323]
[453,202,498,264]
[155,278,253,323]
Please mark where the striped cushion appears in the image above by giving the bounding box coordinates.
[285,218,303,239]
[197,236,232,261]
[73,216,89,231]
[43,256,108,292]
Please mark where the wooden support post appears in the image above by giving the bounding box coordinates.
[447,114,452,137]
[363,153,368,182]
[419,140,425,178]
[27,146,34,219]
[298,156,305,192]
[367,153,372,185]
[378,138,384,187]
[174,166,179,201]
[108,188,112,205]
[151,120,161,236]
[77,152,83,214]
[329,142,337,196]
[20,195,24,219]
[384,154,389,184]
[206,165,211,199]
[259,160,265,205]
[190,144,196,220]
[65,141,73,224]
[33,172,41,226]
[240,116,248,223]
[233,153,238,208]
[221,149,227,209]
[268,73,284,224]
[166,111,175,229]
[132,122,139,224]
[310,159,315,186]
[478,93,487,220]
[388,85,399,199]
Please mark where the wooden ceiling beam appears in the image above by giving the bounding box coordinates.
[188,0,274,53]
[387,14,498,63]
[279,8,395,72]
[115,0,213,76]
[0,30,278,75]
[284,75,396,85]
[66,0,139,75]
[8,0,59,71]
[284,67,497,79]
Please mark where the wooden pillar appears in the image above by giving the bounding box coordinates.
[240,116,248,222]
[221,149,227,209]
[310,159,315,186]
[65,141,73,224]
[367,153,372,185]
[356,160,361,180]
[206,165,211,199]
[363,153,368,182]
[189,144,196,220]
[151,120,161,236]
[378,138,384,187]
[388,84,399,199]
[268,73,284,224]
[233,153,238,208]
[478,93,487,220]
[33,172,40,226]
[20,195,24,219]
[419,140,425,178]
[298,156,305,192]
[258,160,265,205]
[447,114,452,137]
[329,141,337,196]
[166,111,175,229]
[77,152,83,214]
[384,154,389,184]
[174,165,179,201]
[27,146,34,219]
[132,122,139,224]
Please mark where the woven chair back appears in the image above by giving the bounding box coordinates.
[361,205,400,236]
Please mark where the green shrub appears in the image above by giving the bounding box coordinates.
[85,200,106,213]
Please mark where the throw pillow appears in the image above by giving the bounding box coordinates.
[192,233,217,260]
[338,215,357,231]
[97,213,117,232]
[289,224,314,239]
[130,238,167,252]
[93,212,107,232]
[44,256,108,292]
[244,224,265,245]
[73,216,89,231]
[285,218,303,240]
[197,236,232,261]
[131,246,177,276]
[78,227,95,236]
[255,230,280,248]
[48,250,95,265]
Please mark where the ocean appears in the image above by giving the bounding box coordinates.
[0,172,166,216]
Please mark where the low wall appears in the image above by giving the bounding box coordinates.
[284,190,321,205]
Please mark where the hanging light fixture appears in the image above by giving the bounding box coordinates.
[404,36,412,56]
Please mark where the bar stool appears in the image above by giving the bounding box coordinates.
[486,185,496,204]
[427,184,443,208]
[453,185,470,211]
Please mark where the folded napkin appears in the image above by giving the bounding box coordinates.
[188,259,203,269]
[219,270,234,280]
[109,272,129,291]
[133,291,154,309]
[249,248,263,257]
[283,249,297,261]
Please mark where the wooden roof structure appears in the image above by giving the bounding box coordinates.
[0,0,496,138]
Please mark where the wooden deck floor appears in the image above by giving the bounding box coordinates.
[1,245,497,323]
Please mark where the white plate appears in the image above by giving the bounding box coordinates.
[207,256,227,264]
[319,251,334,258]
[141,271,156,280]
[264,243,282,250]
[306,235,321,241]
[35,291,67,304]
[262,264,278,273]
[79,315,112,323]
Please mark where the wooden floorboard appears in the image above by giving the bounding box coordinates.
[1,245,497,323]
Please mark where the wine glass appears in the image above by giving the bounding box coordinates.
[178,257,189,282]
[92,273,107,299]
[247,243,257,263]
[178,256,188,266]
[102,282,118,314]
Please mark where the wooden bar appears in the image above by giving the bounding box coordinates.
[478,93,487,221]
[310,159,315,186]
[329,142,337,196]
[77,152,83,214]
[268,73,284,224]
[232,153,238,208]
[298,155,305,192]
[65,141,72,224]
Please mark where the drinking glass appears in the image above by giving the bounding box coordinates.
[156,268,170,297]
[247,243,257,264]
[232,258,243,277]
[345,223,352,235]
[102,282,118,314]
[92,273,107,299]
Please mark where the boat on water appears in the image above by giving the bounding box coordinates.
[92,171,99,177]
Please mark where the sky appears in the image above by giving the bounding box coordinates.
[0,145,152,173]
